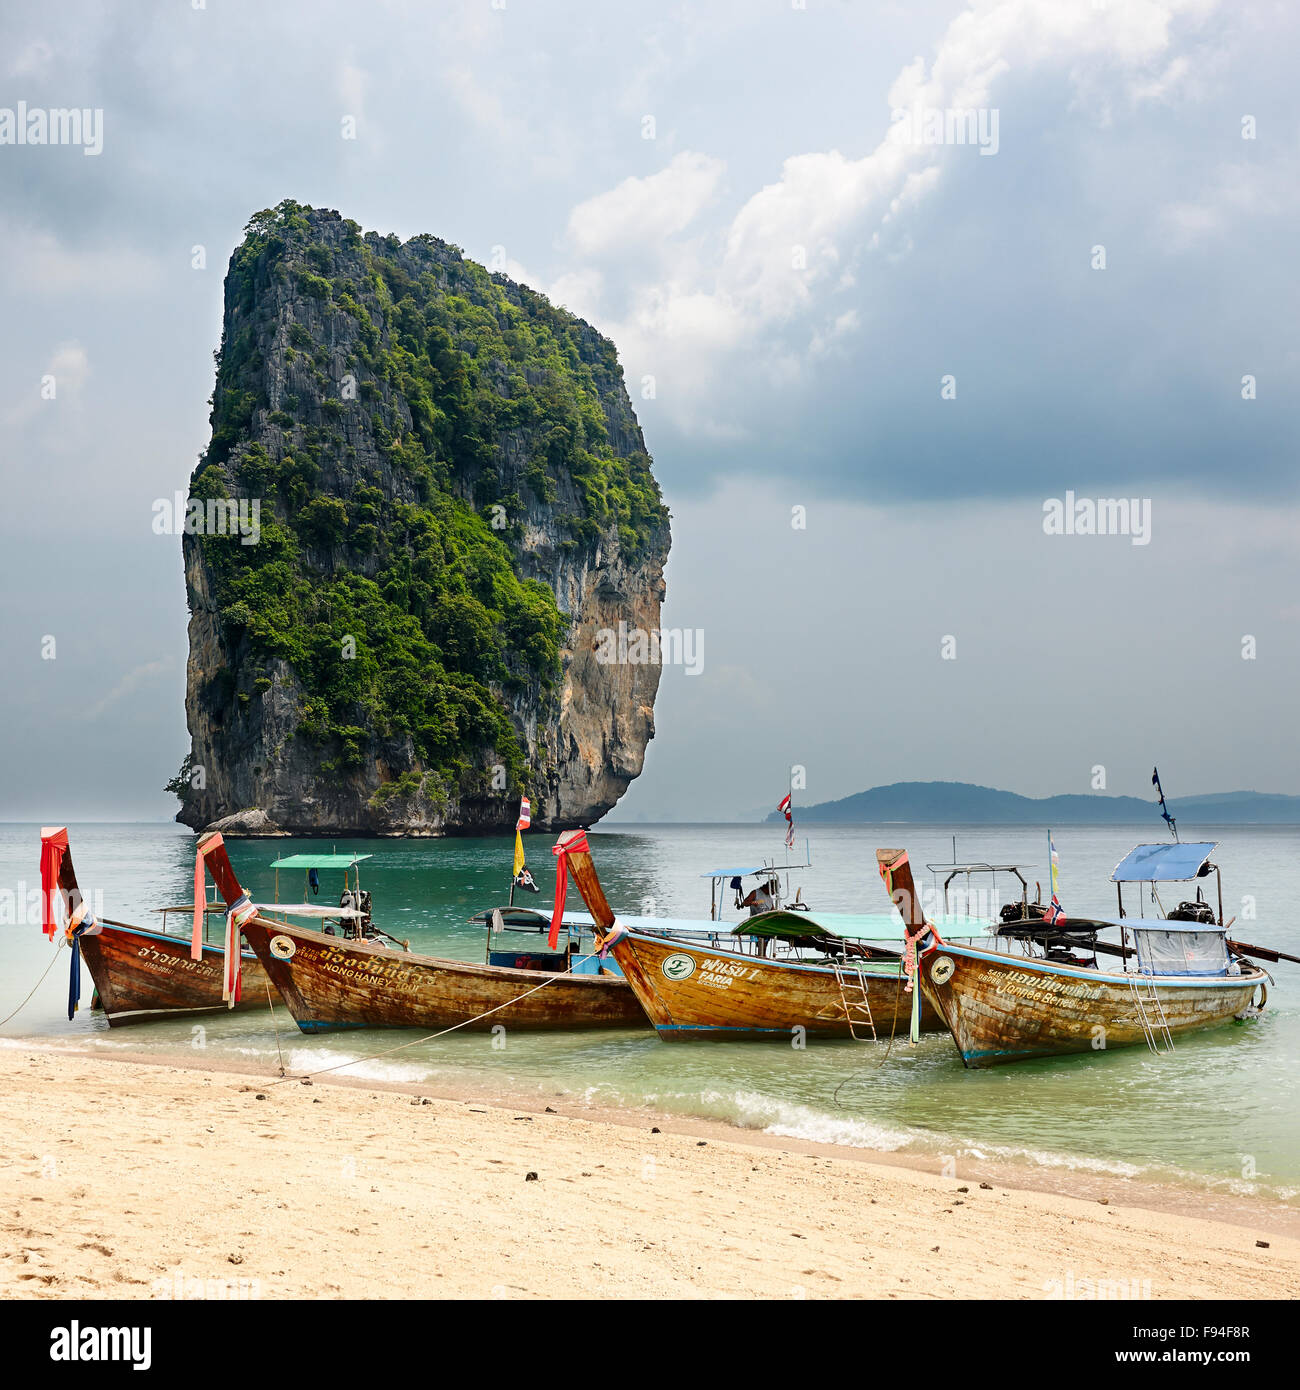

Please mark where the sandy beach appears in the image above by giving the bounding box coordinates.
[1,1045,1296,1300]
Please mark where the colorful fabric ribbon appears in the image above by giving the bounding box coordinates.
[878,851,929,993]
[222,893,257,1006]
[596,921,628,960]
[40,827,69,939]
[64,901,99,1021]
[192,833,225,960]
[550,831,590,949]
[67,933,81,1021]
[900,925,927,993]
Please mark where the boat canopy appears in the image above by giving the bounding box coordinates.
[1111,842,1216,883]
[699,865,767,879]
[270,854,373,870]
[730,912,840,941]
[1092,915,1223,933]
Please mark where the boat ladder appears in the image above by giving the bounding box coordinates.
[832,963,877,1041]
[1127,974,1174,1055]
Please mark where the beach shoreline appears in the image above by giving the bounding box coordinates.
[2,1044,1296,1300]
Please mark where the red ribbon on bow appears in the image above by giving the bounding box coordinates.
[550,831,590,949]
[193,833,224,960]
[39,828,69,939]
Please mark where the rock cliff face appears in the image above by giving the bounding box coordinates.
[174,201,669,835]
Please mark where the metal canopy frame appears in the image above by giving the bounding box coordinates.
[925,861,1035,916]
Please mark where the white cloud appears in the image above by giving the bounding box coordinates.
[546,267,605,324]
[566,151,725,258]
[553,0,1223,432]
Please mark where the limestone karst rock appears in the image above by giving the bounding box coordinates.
[173,202,669,835]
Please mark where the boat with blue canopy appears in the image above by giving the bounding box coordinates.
[874,837,1273,1067]
[548,830,952,1042]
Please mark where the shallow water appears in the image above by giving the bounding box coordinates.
[2,820,1296,1205]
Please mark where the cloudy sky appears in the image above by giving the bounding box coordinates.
[1,0,1296,823]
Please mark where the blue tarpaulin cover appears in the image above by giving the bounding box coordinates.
[1111,842,1216,882]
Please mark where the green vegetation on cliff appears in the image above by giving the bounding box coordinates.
[184,199,667,801]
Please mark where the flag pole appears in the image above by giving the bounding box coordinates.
[1152,767,1179,843]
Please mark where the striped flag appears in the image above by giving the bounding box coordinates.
[778,793,794,849]
[1045,833,1066,926]
[512,796,538,889]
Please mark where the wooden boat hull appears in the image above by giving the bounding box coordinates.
[240,918,647,1033]
[78,921,270,1026]
[918,939,1267,1067]
[607,928,945,1041]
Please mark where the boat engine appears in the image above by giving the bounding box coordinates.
[1000,901,1046,924]
[1167,899,1216,924]
[340,887,374,939]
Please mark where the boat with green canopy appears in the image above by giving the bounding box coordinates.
[260,852,410,950]
[547,831,952,1042]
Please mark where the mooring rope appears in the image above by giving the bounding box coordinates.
[832,963,908,1107]
[264,979,287,1076]
[265,950,606,1086]
[0,940,65,1029]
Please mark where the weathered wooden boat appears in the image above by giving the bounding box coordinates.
[551,829,946,1041]
[39,827,271,1026]
[876,843,1272,1067]
[238,916,647,1033]
[198,844,647,1033]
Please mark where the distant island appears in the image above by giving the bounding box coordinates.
[764,782,1300,825]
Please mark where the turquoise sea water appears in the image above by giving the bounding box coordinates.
[2,821,1297,1207]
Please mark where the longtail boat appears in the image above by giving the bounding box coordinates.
[551,829,946,1041]
[876,843,1273,1067]
[39,827,271,1026]
[202,847,646,1034]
